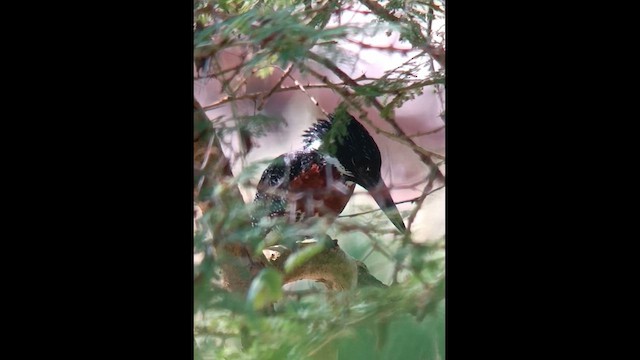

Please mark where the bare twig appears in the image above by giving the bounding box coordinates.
[287,72,330,117]
[257,64,294,111]
[194,64,242,80]
[360,246,375,262]
[307,51,362,88]
[406,182,439,233]
[425,0,436,72]
[195,133,216,196]
[199,64,441,111]
[358,0,408,24]
[339,186,444,218]
[344,38,413,53]
[341,6,373,15]
[408,125,445,138]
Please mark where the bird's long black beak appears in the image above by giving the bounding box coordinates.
[366,179,406,233]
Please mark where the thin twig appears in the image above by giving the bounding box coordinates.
[426,0,436,72]
[257,64,294,111]
[381,50,428,81]
[195,132,216,196]
[200,77,439,111]
[408,125,445,138]
[344,38,413,53]
[342,6,373,15]
[287,72,330,117]
[198,133,216,172]
[406,182,439,233]
[339,186,444,218]
[360,246,375,262]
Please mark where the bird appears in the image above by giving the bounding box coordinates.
[253,112,406,235]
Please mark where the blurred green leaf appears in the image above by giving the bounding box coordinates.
[247,268,284,310]
[256,66,275,79]
[284,242,325,273]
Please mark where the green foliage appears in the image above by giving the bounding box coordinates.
[195,275,444,359]
[284,241,326,273]
[317,104,351,156]
[247,268,284,310]
[194,0,445,358]
[194,3,353,74]
[195,185,446,358]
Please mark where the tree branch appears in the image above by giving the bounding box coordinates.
[408,125,445,138]
[257,64,294,111]
[356,0,445,68]
[339,185,444,218]
[263,240,358,290]
[263,239,386,291]
[344,38,413,53]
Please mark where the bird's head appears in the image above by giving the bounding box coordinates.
[303,112,406,233]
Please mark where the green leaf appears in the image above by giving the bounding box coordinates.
[353,84,384,97]
[319,104,351,155]
[246,268,283,310]
[284,242,325,273]
[256,66,275,79]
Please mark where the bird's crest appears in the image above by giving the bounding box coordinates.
[302,113,353,155]
[302,119,332,149]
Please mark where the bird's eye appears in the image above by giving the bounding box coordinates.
[366,166,370,172]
